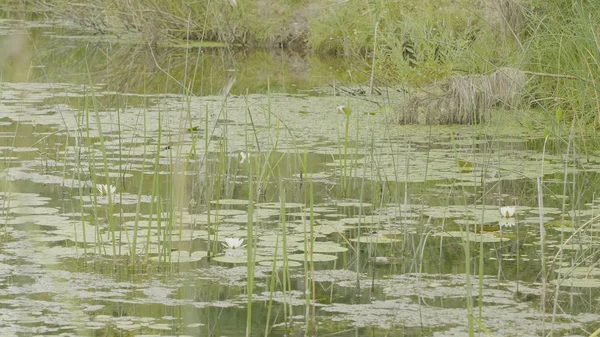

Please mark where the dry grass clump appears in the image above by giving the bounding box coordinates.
[395,67,527,124]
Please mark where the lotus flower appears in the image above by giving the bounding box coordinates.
[499,206,516,218]
[222,237,245,249]
[96,184,116,196]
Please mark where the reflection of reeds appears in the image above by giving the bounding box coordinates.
[396,67,527,124]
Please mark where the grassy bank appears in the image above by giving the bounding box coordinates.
[6,0,600,125]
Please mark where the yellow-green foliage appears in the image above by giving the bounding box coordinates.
[524,0,600,125]
[310,0,516,84]
[26,0,304,47]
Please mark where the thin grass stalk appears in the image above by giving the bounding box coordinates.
[155,111,166,264]
[551,120,577,332]
[116,103,127,258]
[279,184,291,331]
[267,78,272,146]
[211,137,226,254]
[264,230,280,337]
[86,65,116,258]
[143,111,162,264]
[369,21,378,95]
[342,106,351,194]
[516,215,520,295]
[465,218,474,337]
[479,108,503,316]
[0,114,21,240]
[352,109,360,193]
[355,112,372,296]
[539,134,550,328]
[537,177,546,318]
[83,93,101,255]
[130,103,148,267]
[204,105,214,255]
[73,113,87,256]
[156,184,167,265]
[309,172,317,335]
[449,131,475,336]
[404,139,411,258]
[245,148,255,337]
[166,138,177,266]
[302,153,316,335]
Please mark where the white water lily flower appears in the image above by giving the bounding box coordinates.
[499,217,516,228]
[499,206,516,218]
[96,184,116,196]
[337,105,351,115]
[222,237,245,249]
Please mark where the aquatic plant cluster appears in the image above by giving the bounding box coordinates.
[1,9,600,337]
[0,74,599,336]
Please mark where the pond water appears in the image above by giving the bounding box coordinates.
[1,18,600,337]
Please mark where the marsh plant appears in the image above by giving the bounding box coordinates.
[3,1,600,336]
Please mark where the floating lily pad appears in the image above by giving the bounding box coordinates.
[148,323,173,330]
[287,212,317,218]
[168,229,208,241]
[550,243,592,251]
[176,213,221,225]
[298,242,348,253]
[9,206,59,215]
[336,201,373,208]
[259,234,305,242]
[288,253,338,262]
[213,253,269,264]
[254,208,281,218]
[554,266,600,278]
[371,256,405,264]
[258,259,303,268]
[29,233,70,242]
[149,250,207,263]
[322,213,346,219]
[256,202,304,209]
[225,214,258,224]
[433,231,507,243]
[307,207,338,213]
[341,216,385,226]
[312,223,352,235]
[351,234,402,244]
[207,209,246,216]
[210,199,249,205]
[551,278,600,288]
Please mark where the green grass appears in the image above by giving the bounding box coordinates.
[18,0,600,126]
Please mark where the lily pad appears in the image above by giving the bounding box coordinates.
[288,253,338,262]
[258,259,303,268]
[149,250,207,263]
[551,278,600,288]
[9,207,59,215]
[213,253,269,264]
[210,199,250,205]
[298,242,348,253]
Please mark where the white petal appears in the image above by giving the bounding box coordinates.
[499,217,516,228]
[499,206,516,218]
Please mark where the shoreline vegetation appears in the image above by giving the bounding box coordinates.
[5,0,600,125]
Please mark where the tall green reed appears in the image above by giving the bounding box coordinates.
[245,145,255,337]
